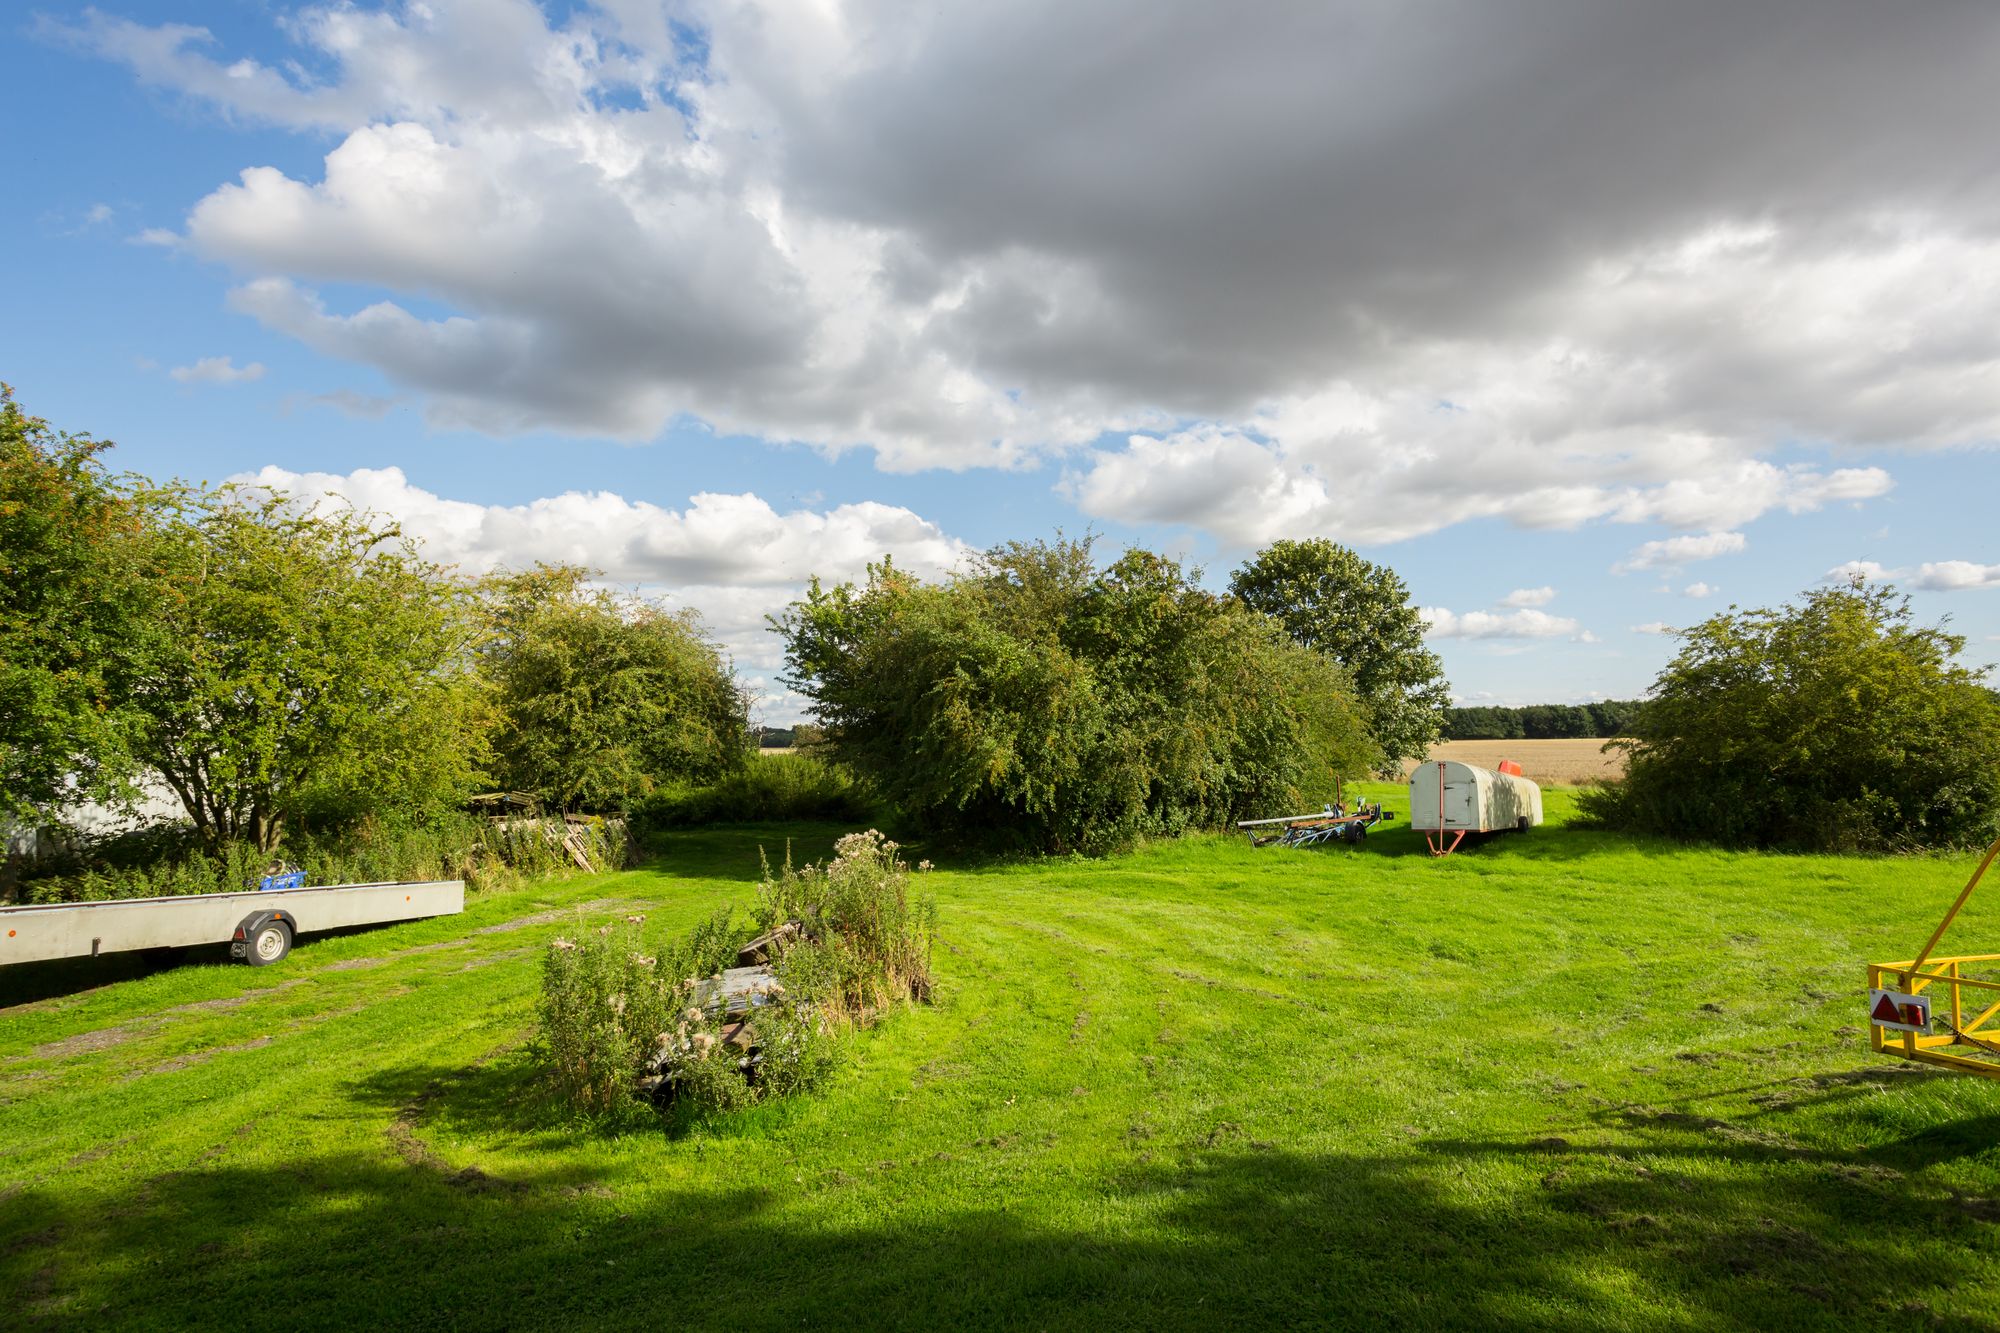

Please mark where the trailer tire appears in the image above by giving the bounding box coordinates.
[1516,816,1530,833]
[244,919,292,967]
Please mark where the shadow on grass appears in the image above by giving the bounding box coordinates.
[7,1110,1996,1329]
[0,949,213,1011]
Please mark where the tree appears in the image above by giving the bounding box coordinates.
[0,386,153,819]
[1228,539,1451,767]
[129,489,486,851]
[481,566,749,811]
[777,538,1376,853]
[1584,582,2000,850]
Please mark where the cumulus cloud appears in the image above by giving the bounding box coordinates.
[1613,531,1747,574]
[168,355,265,385]
[1500,587,1556,608]
[1631,622,1675,635]
[1912,561,2000,591]
[228,465,975,715]
[1421,607,1581,640]
[1825,559,2000,591]
[58,0,1997,538]
[1683,582,1716,598]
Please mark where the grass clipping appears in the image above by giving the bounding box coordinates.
[536,830,936,1123]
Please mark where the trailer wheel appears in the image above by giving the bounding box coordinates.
[245,919,292,967]
[1516,815,1530,833]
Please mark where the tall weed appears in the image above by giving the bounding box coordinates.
[13,813,632,904]
[535,829,932,1122]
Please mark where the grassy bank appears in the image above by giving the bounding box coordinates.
[3,788,1998,1328]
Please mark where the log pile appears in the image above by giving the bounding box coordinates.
[637,919,810,1103]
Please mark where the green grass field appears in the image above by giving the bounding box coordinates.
[4,788,1999,1329]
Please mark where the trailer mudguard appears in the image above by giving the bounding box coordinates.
[230,907,297,963]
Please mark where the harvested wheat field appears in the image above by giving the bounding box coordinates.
[1402,737,1626,786]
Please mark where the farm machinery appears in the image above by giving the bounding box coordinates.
[1238,798,1392,847]
[1868,834,2000,1080]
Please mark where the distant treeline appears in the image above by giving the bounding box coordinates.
[1442,700,1651,741]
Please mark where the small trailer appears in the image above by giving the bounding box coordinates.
[0,879,464,969]
[1409,760,1542,856]
[1239,799,1393,847]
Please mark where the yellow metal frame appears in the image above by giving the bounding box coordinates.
[1869,836,2000,1078]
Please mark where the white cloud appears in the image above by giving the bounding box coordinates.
[84,203,113,225]
[168,355,265,385]
[228,465,976,720]
[1910,561,2000,592]
[1822,559,2000,591]
[1421,607,1581,640]
[1613,531,1747,574]
[50,2,1988,544]
[1683,581,1716,597]
[1500,586,1556,608]
[1631,621,1675,635]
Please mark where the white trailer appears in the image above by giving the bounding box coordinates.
[1408,760,1542,856]
[0,879,464,968]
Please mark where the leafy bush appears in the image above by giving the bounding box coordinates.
[535,831,932,1122]
[480,565,751,813]
[538,916,674,1117]
[775,539,1378,854]
[1581,583,2000,850]
[629,753,878,833]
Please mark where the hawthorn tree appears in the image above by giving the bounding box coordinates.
[129,490,486,852]
[0,385,154,819]
[1229,538,1451,768]
[1585,582,2000,850]
[480,566,749,811]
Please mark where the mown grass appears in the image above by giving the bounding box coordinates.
[3,787,1999,1329]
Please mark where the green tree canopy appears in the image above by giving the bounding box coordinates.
[1584,582,2000,850]
[1228,538,1451,767]
[129,489,487,851]
[777,537,1376,854]
[480,566,749,811]
[0,385,153,819]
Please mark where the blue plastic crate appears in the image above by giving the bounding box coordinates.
[257,870,306,892]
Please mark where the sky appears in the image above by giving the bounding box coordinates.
[3,0,1996,726]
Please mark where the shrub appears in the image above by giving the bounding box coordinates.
[1581,582,2000,851]
[628,753,878,834]
[775,539,1378,854]
[535,831,933,1121]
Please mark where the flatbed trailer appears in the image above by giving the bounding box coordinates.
[1238,802,1392,847]
[0,879,464,968]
